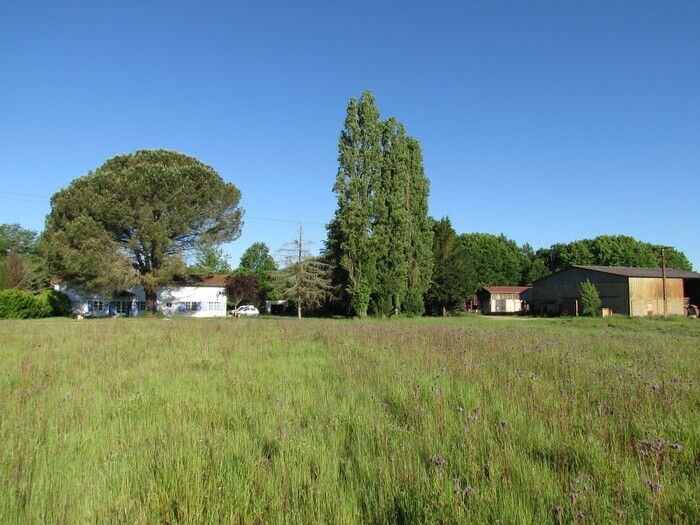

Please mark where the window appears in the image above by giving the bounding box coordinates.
[138,301,146,311]
[184,302,198,311]
[92,301,104,311]
[208,301,220,311]
[166,302,172,308]
[115,301,129,314]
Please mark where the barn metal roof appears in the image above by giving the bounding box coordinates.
[574,265,700,279]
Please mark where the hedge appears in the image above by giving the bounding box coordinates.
[40,290,73,317]
[0,289,72,319]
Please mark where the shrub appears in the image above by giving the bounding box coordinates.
[38,290,73,317]
[0,289,53,319]
[579,279,602,316]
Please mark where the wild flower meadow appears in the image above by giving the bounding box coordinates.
[0,315,698,523]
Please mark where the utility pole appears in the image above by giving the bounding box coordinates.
[297,224,303,319]
[660,246,668,317]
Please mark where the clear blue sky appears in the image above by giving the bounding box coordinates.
[1,1,698,269]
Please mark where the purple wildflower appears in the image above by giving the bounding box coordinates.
[575,510,585,521]
[553,505,564,517]
[430,454,446,467]
[643,479,661,491]
[669,443,682,450]
[453,478,476,498]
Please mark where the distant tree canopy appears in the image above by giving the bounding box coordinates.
[0,224,48,291]
[238,242,277,302]
[0,224,38,255]
[455,233,527,299]
[424,217,470,315]
[528,235,692,280]
[327,91,432,317]
[42,150,243,310]
[189,242,231,274]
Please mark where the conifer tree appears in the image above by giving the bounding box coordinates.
[278,226,334,319]
[579,279,602,316]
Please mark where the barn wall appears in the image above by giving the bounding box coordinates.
[686,279,700,308]
[532,268,630,315]
[628,277,684,316]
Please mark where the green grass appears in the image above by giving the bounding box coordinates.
[1,315,698,523]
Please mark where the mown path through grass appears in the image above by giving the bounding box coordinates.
[1,316,698,523]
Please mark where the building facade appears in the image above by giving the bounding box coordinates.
[477,286,532,314]
[55,275,229,317]
[532,265,700,316]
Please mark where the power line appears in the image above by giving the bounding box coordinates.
[0,190,326,226]
[0,191,49,203]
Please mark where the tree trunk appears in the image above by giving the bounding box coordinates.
[144,282,158,313]
[297,304,302,319]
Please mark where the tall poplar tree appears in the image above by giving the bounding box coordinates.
[402,137,433,315]
[328,91,382,317]
[329,92,433,317]
[373,118,409,315]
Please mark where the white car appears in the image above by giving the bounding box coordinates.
[232,305,259,317]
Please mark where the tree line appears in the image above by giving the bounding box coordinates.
[0,91,693,318]
[423,218,692,315]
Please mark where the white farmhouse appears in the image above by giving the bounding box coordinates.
[54,275,228,318]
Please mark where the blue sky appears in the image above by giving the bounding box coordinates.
[1,1,698,269]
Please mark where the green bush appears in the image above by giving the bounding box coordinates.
[579,279,602,316]
[0,289,53,319]
[38,290,73,317]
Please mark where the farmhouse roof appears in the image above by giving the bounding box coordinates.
[482,286,531,293]
[573,265,700,279]
[172,274,229,287]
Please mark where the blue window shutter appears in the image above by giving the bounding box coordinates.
[87,302,93,313]
[197,301,203,311]
[108,301,116,315]
[178,303,185,312]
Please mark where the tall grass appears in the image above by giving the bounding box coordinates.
[0,316,698,523]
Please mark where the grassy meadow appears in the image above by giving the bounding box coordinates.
[1,315,698,523]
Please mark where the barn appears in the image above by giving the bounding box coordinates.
[532,265,700,316]
[477,286,532,314]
